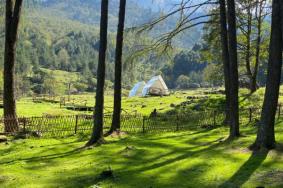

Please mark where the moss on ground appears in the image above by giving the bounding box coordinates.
[1,124,283,188]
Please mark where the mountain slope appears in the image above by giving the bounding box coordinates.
[34,0,202,48]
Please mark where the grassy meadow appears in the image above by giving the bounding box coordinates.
[1,88,283,187]
[1,125,283,188]
[0,87,273,117]
[0,89,214,116]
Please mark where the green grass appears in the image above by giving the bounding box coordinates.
[0,87,278,117]
[1,124,283,188]
[0,87,277,118]
[0,89,210,117]
[40,68,80,84]
[1,88,283,187]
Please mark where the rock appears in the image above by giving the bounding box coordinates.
[193,104,202,111]
[124,146,136,151]
[31,131,42,137]
[187,96,194,100]
[0,135,8,143]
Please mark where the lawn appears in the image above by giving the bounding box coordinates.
[1,124,283,188]
[0,87,269,117]
[0,89,214,117]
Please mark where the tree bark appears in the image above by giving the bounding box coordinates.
[4,0,23,132]
[227,0,240,138]
[252,0,283,150]
[219,0,230,125]
[86,0,108,146]
[245,2,253,92]
[109,0,127,134]
[251,0,264,93]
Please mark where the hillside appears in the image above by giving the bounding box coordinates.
[0,1,206,96]
[34,0,202,48]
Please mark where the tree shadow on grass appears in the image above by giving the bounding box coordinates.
[219,150,268,188]
[47,137,234,188]
[0,147,84,165]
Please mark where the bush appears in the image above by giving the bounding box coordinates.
[176,75,191,89]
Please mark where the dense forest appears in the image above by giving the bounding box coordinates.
[0,0,276,97]
[0,0,205,97]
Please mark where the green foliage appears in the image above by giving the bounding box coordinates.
[201,4,271,87]
[161,46,207,88]
[0,0,209,95]
[176,75,191,89]
[203,63,223,86]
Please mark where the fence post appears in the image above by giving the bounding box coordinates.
[213,110,216,127]
[142,116,145,133]
[249,108,252,123]
[278,104,281,120]
[23,118,27,133]
[176,115,179,131]
[75,115,78,134]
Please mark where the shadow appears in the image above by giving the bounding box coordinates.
[220,150,268,188]
[46,135,236,188]
[117,137,235,175]
[139,128,216,141]
[0,147,84,165]
[3,121,278,188]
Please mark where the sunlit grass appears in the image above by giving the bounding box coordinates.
[1,88,283,187]
[1,124,283,188]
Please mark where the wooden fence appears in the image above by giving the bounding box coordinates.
[0,111,226,137]
[1,106,275,138]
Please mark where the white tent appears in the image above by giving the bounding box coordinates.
[129,81,146,97]
[142,75,169,96]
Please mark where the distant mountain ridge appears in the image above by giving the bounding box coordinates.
[33,0,202,49]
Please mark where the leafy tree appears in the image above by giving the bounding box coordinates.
[176,75,191,89]
[236,0,269,93]
[203,63,223,86]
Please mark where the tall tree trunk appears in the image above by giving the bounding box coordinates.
[251,0,264,93]
[219,0,230,125]
[86,0,108,146]
[109,0,126,134]
[252,0,282,150]
[245,2,253,92]
[227,0,240,138]
[4,0,23,132]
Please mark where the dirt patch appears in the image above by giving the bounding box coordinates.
[109,131,127,138]
[235,147,251,154]
[0,135,7,143]
[0,175,10,183]
[119,146,139,158]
